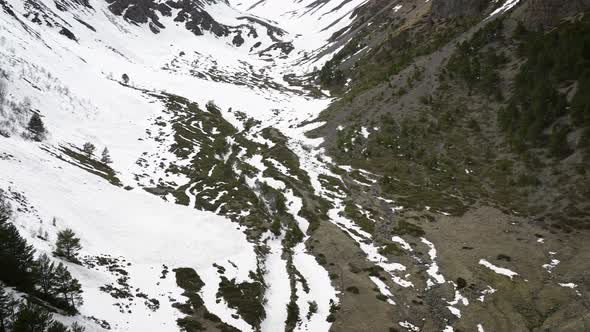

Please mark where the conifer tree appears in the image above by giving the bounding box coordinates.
[34,254,56,298]
[54,229,82,262]
[12,302,53,332]
[27,114,46,142]
[0,286,18,332]
[70,322,85,332]
[0,218,36,290]
[82,143,95,157]
[47,321,69,332]
[100,147,112,164]
[54,264,83,310]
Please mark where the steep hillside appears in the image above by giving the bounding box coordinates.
[0,0,589,331]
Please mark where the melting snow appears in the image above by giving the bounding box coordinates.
[421,238,445,288]
[392,236,413,252]
[479,259,518,279]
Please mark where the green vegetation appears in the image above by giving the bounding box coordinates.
[54,229,82,263]
[0,192,83,315]
[173,268,239,332]
[498,17,590,155]
[50,145,121,187]
[391,220,425,238]
[446,18,507,98]
[343,201,374,234]
[217,277,265,328]
[319,17,475,99]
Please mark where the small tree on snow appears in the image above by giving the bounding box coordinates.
[121,73,129,84]
[100,147,112,164]
[71,322,86,332]
[82,142,95,157]
[27,113,46,142]
[54,229,82,262]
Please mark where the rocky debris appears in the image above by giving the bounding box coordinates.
[105,0,170,32]
[105,0,228,36]
[54,0,93,11]
[258,42,294,57]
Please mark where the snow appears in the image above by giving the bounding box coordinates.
[542,258,560,274]
[446,288,469,318]
[392,236,413,252]
[421,238,445,288]
[260,237,290,331]
[477,324,485,332]
[370,276,396,305]
[0,0,391,330]
[399,321,420,331]
[0,139,257,331]
[479,259,519,279]
[488,0,521,18]
[478,286,497,302]
[292,243,339,331]
[360,126,370,139]
[559,283,578,289]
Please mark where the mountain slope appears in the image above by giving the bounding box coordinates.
[1,0,589,331]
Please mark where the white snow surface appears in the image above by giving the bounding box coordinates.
[479,259,519,279]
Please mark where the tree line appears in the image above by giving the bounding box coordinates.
[0,191,85,331]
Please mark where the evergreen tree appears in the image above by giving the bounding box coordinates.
[100,148,112,164]
[54,264,83,311]
[47,320,69,332]
[54,229,82,262]
[27,114,46,142]
[0,218,36,290]
[12,302,53,332]
[82,143,95,157]
[34,254,56,298]
[70,322,85,332]
[121,73,129,84]
[0,286,18,332]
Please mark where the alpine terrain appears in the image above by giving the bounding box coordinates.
[0,0,589,331]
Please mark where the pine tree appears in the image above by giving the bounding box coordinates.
[0,218,37,290]
[82,143,95,157]
[0,286,18,332]
[121,73,129,84]
[100,148,112,164]
[12,301,53,332]
[34,254,56,298]
[70,322,85,332]
[54,229,82,262]
[54,264,83,311]
[47,321,69,332]
[27,114,46,142]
